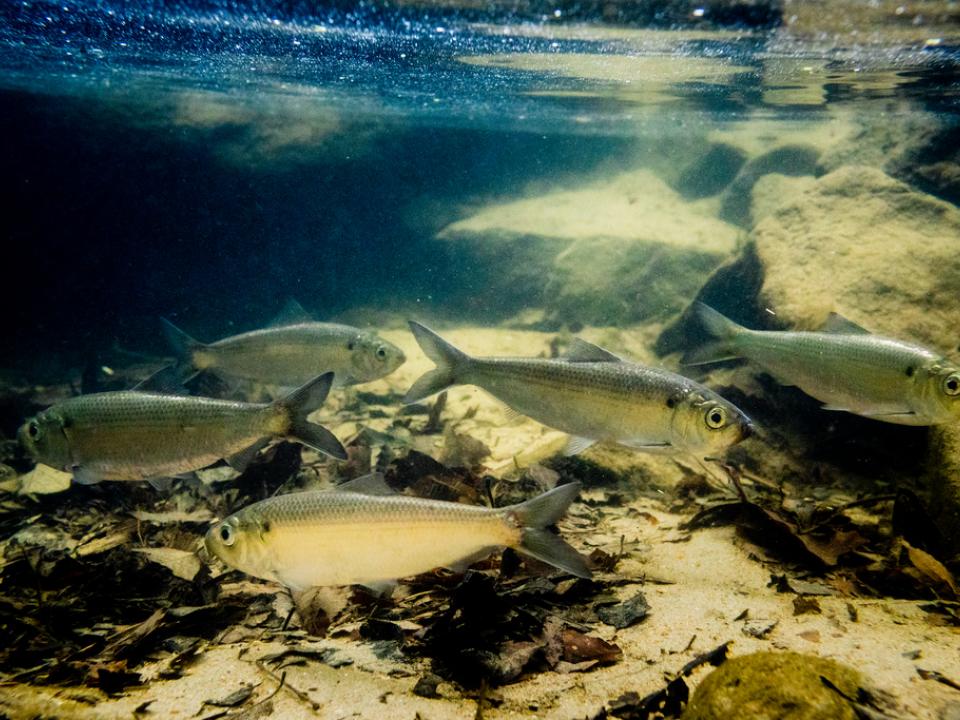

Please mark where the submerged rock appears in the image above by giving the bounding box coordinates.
[658,164,960,551]
[438,168,741,326]
[660,165,960,353]
[682,651,864,720]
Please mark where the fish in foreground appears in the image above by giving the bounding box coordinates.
[688,302,960,425]
[162,302,405,387]
[403,322,752,457]
[204,477,590,590]
[17,372,347,485]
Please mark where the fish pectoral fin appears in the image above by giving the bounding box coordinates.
[563,436,597,456]
[226,439,270,472]
[357,579,397,597]
[682,342,740,366]
[562,338,624,363]
[621,440,674,454]
[820,404,852,412]
[821,312,871,335]
[335,472,395,495]
[72,466,105,485]
[268,298,314,327]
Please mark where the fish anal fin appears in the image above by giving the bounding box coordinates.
[335,472,395,495]
[503,406,525,422]
[563,436,597,456]
[133,365,190,394]
[73,467,104,485]
[358,579,397,597]
[445,548,495,574]
[226,438,270,472]
[822,313,871,335]
[146,476,176,492]
[562,338,623,363]
[269,298,314,327]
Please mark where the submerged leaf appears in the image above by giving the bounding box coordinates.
[903,540,959,598]
[18,464,72,495]
[134,547,202,582]
[596,591,650,629]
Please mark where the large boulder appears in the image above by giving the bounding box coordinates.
[438,168,741,327]
[660,165,960,350]
[657,165,960,553]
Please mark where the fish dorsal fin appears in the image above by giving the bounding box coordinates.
[132,365,189,394]
[269,298,314,327]
[335,472,395,495]
[562,338,623,363]
[822,313,871,335]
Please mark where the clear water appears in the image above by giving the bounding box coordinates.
[1,1,958,378]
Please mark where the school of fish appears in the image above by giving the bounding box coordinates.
[16,298,960,593]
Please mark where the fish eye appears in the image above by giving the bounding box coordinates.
[376,346,387,359]
[943,373,960,397]
[705,406,727,429]
[27,421,40,439]
[219,523,236,546]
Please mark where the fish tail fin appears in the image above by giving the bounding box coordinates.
[403,321,471,403]
[160,318,203,369]
[276,372,347,460]
[510,482,591,579]
[683,302,746,366]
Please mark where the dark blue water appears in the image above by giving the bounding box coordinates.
[1,1,958,378]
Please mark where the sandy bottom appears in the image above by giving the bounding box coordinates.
[3,325,960,719]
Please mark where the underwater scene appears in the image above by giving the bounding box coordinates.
[3,0,960,718]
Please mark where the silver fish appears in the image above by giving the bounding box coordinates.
[205,478,590,590]
[162,318,405,387]
[18,373,346,485]
[688,302,960,425]
[403,322,752,457]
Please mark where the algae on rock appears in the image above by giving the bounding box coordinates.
[683,652,864,720]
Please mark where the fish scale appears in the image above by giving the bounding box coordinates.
[18,373,346,483]
[205,481,591,590]
[257,488,511,526]
[690,302,960,425]
[404,322,752,457]
[163,318,406,386]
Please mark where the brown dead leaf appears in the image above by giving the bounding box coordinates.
[131,509,214,524]
[18,464,72,495]
[561,628,622,666]
[134,547,201,582]
[903,541,959,598]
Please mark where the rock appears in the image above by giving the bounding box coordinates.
[718,144,821,226]
[438,169,741,326]
[657,165,960,551]
[682,651,864,720]
[662,165,960,351]
[675,143,748,199]
[750,173,818,226]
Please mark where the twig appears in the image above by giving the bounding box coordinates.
[254,659,320,711]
